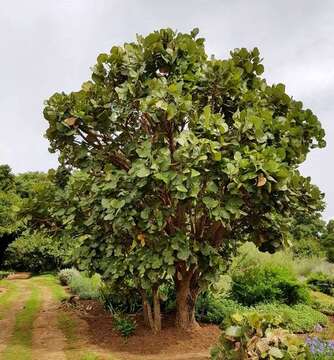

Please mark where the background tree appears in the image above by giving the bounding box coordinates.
[322,219,334,262]
[43,28,325,330]
[0,165,21,264]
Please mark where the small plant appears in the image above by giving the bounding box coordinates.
[68,273,102,300]
[0,271,10,279]
[252,303,328,333]
[58,268,80,286]
[231,263,310,306]
[196,293,244,325]
[305,337,334,359]
[307,272,334,296]
[211,311,307,359]
[311,291,334,316]
[99,283,142,314]
[113,312,136,338]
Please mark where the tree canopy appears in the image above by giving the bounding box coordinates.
[43,28,326,330]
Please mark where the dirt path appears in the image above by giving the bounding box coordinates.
[32,286,67,360]
[0,280,31,355]
[0,275,219,360]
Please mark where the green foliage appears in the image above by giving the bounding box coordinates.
[0,165,15,192]
[211,311,307,359]
[4,232,69,272]
[195,291,327,332]
[0,271,10,279]
[251,303,328,333]
[322,220,334,263]
[196,293,243,324]
[293,238,325,259]
[231,263,309,306]
[311,291,334,316]
[58,268,80,286]
[99,282,142,314]
[307,273,334,296]
[43,28,326,327]
[112,312,136,338]
[0,191,21,236]
[289,213,326,258]
[68,272,102,300]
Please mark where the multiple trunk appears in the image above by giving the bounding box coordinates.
[141,286,161,333]
[141,265,201,332]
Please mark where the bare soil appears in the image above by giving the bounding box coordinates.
[0,276,220,360]
[0,280,31,354]
[32,286,66,360]
[7,272,32,280]
[67,299,220,360]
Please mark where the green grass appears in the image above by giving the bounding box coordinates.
[2,285,41,360]
[0,280,19,319]
[311,290,334,315]
[79,353,107,360]
[31,273,68,301]
[58,312,78,348]
[31,274,115,360]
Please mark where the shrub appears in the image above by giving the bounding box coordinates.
[4,232,68,272]
[311,291,334,316]
[230,242,295,275]
[211,311,307,359]
[195,294,328,332]
[293,238,325,259]
[196,293,244,325]
[99,283,142,314]
[231,263,310,306]
[68,273,102,300]
[58,268,80,286]
[113,312,136,337]
[0,270,10,279]
[252,303,328,333]
[307,273,334,296]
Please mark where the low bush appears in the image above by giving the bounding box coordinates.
[252,303,328,333]
[99,283,142,314]
[0,270,10,279]
[311,291,334,316]
[231,263,310,306]
[307,273,334,296]
[211,311,307,359]
[196,293,243,325]
[112,312,136,338]
[68,273,102,300]
[4,232,69,272]
[58,268,80,286]
[196,294,328,332]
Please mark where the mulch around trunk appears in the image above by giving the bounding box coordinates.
[64,299,220,358]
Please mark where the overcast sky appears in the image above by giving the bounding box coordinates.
[0,0,333,219]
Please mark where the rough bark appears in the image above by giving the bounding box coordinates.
[152,286,161,332]
[141,287,161,333]
[175,266,200,330]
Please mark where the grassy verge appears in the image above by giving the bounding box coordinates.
[2,285,41,360]
[33,274,115,360]
[0,280,19,320]
[31,273,68,301]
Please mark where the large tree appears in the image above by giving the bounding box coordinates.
[43,29,325,330]
[0,165,21,264]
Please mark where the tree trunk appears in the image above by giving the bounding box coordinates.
[152,286,161,332]
[141,287,161,333]
[175,267,200,330]
[141,291,154,330]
